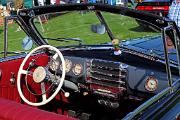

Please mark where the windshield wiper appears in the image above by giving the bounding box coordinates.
[43,37,83,45]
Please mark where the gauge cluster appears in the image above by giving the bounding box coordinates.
[48,56,172,95]
[49,56,85,78]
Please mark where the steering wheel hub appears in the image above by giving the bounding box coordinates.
[33,66,46,83]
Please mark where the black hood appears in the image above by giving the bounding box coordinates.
[121,36,177,63]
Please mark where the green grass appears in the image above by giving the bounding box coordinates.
[0,11,160,54]
[0,23,27,52]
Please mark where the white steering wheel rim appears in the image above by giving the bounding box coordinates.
[17,45,66,106]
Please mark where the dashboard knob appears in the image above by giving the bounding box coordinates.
[64,92,70,97]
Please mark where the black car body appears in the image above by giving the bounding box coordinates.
[0,3,179,120]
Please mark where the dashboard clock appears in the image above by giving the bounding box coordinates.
[145,76,158,92]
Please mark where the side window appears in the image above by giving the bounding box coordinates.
[3,18,36,57]
[163,28,179,87]
[164,29,178,63]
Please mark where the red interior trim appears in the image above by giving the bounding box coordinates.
[0,98,76,120]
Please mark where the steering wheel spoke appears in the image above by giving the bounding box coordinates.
[27,71,33,76]
[17,45,66,106]
[20,69,33,76]
[42,94,47,102]
[41,82,47,102]
[20,69,29,74]
[53,53,58,59]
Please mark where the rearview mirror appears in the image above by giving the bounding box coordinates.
[22,36,33,50]
[91,24,106,34]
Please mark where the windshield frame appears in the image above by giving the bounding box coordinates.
[17,3,171,46]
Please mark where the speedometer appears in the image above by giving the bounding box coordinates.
[60,59,72,73]
[73,64,83,76]
[49,59,60,71]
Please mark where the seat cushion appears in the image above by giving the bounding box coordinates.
[0,98,77,120]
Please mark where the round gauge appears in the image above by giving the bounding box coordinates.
[73,64,83,76]
[145,76,158,92]
[49,60,60,71]
[60,59,72,73]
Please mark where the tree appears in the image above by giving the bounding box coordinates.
[14,0,23,9]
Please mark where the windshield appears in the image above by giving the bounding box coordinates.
[33,11,160,47]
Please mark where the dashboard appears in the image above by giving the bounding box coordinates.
[49,55,172,106]
[0,50,174,108]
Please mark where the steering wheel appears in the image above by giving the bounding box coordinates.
[17,45,65,106]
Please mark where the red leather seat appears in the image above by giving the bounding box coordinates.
[0,98,77,120]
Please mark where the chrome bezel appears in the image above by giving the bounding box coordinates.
[145,76,158,92]
[49,60,60,71]
[73,64,83,76]
[60,59,72,73]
